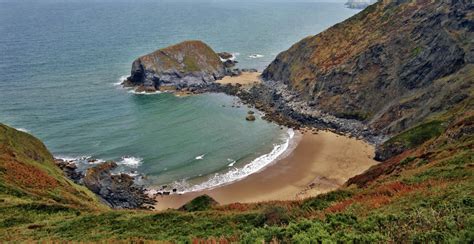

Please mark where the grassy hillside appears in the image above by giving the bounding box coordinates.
[1,0,473,241]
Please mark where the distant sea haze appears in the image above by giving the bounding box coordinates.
[0,1,359,191]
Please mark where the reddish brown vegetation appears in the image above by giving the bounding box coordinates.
[2,159,58,189]
[326,181,438,213]
[346,149,416,188]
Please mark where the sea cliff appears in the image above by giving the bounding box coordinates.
[261,0,472,142]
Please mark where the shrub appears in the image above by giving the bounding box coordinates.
[179,195,218,212]
[301,190,353,210]
[263,206,290,226]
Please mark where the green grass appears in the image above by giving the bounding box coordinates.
[183,55,200,72]
[179,194,217,212]
[386,120,445,148]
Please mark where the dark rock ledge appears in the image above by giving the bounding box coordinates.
[55,159,156,209]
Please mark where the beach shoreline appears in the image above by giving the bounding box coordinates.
[154,129,376,210]
[217,72,262,87]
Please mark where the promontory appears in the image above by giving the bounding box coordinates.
[123,40,226,92]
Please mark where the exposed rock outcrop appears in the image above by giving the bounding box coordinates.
[54,159,83,184]
[123,40,225,91]
[83,161,156,209]
[262,0,473,138]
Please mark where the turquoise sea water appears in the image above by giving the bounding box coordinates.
[0,0,358,191]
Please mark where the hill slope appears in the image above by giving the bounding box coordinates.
[262,0,473,135]
[0,124,103,209]
[1,0,473,242]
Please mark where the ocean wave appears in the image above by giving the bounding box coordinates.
[113,75,128,86]
[195,154,205,160]
[128,89,162,95]
[227,158,236,167]
[219,52,240,62]
[16,127,29,133]
[56,155,142,168]
[56,155,100,163]
[170,128,295,193]
[248,54,264,59]
[117,156,143,168]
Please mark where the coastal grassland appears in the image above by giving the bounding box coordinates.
[0,124,103,210]
[140,40,223,74]
[1,105,472,242]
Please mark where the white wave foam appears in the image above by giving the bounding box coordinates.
[113,75,128,86]
[227,158,236,167]
[56,155,92,162]
[174,129,295,193]
[219,52,240,62]
[128,89,162,95]
[195,154,205,160]
[248,54,264,59]
[16,128,29,133]
[117,156,143,168]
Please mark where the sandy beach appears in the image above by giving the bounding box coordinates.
[217,72,262,86]
[154,130,376,210]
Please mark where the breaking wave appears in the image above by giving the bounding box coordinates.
[168,129,295,193]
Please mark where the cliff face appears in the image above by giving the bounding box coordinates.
[263,0,473,135]
[126,40,225,91]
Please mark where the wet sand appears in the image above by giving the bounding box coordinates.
[154,130,376,210]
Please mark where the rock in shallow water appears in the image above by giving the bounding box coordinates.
[246,114,256,121]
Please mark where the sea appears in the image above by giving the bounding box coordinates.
[0,0,359,192]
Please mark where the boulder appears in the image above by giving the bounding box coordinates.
[223,59,237,68]
[126,40,225,90]
[246,114,256,121]
[54,159,83,184]
[218,52,234,60]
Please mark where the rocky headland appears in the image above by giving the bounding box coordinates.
[122,40,226,92]
[260,0,473,157]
